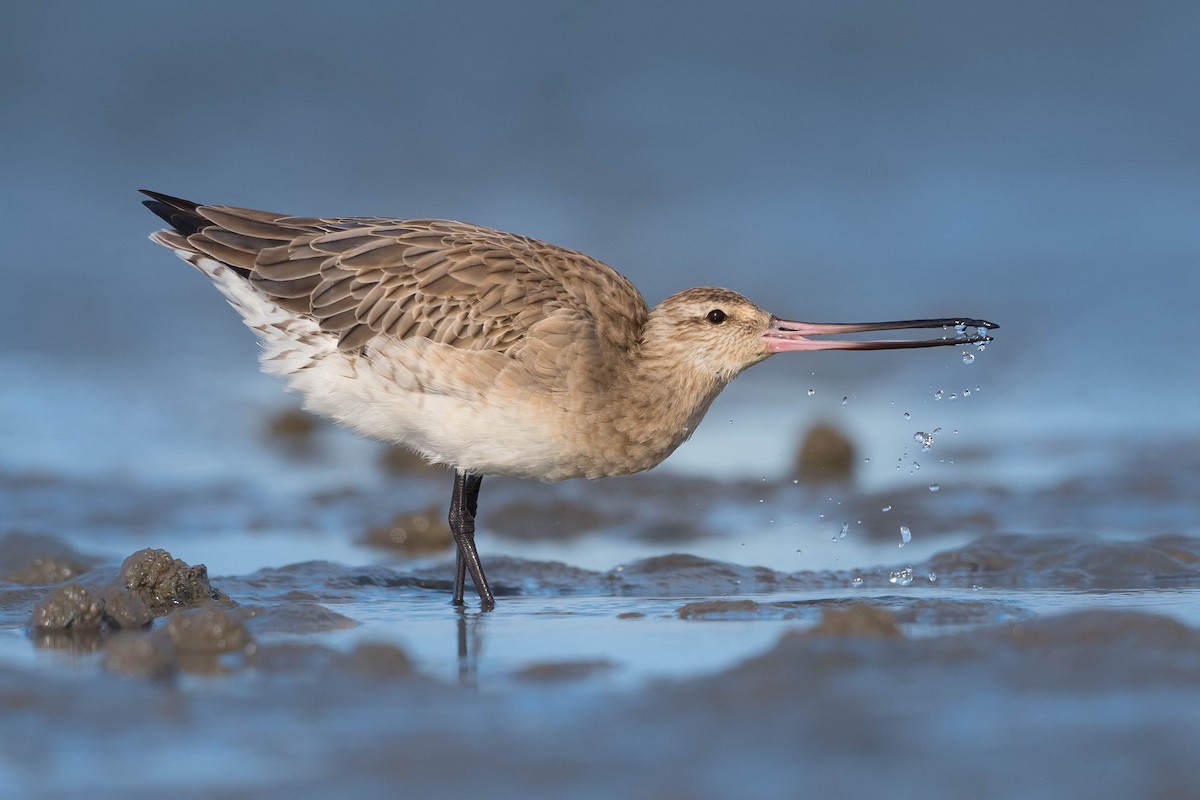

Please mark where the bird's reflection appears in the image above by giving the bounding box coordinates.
[455,607,487,687]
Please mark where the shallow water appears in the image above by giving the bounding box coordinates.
[2,414,1199,798]
[6,1,1200,795]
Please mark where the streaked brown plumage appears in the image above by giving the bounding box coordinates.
[143,190,996,610]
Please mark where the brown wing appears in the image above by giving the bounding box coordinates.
[143,191,648,354]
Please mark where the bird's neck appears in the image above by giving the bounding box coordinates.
[598,336,730,474]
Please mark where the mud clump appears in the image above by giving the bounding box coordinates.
[794,423,856,482]
[240,602,357,634]
[0,531,99,585]
[379,443,437,475]
[677,599,762,620]
[363,505,451,556]
[29,584,107,630]
[808,603,902,638]
[164,607,251,653]
[29,583,154,632]
[263,407,325,459]
[340,642,415,679]
[119,548,226,613]
[4,555,94,586]
[29,547,225,644]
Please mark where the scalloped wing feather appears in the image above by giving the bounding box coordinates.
[167,203,648,356]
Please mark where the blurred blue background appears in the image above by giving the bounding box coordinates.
[3,0,1197,485]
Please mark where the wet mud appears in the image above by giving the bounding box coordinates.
[2,430,1200,798]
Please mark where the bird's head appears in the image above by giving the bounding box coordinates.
[645,286,996,383]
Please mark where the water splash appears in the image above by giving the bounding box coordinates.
[913,427,942,451]
[888,567,914,586]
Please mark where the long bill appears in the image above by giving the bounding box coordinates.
[763,317,998,352]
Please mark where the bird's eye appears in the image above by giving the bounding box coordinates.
[706,309,727,325]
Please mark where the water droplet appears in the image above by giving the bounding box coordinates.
[962,351,975,365]
[963,388,971,397]
[851,576,864,587]
[882,505,892,512]
[913,430,935,451]
[792,479,799,485]
[934,389,944,401]
[953,429,959,435]
[818,513,825,518]
[927,570,937,582]
[841,396,848,406]
[863,457,871,463]
[903,411,911,419]
[928,483,940,492]
[888,567,914,586]
[949,393,958,401]
[796,549,802,555]
[899,525,912,546]
[839,522,849,539]
[807,388,815,396]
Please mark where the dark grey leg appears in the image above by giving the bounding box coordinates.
[448,471,494,610]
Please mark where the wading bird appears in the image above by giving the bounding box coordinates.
[143,190,995,610]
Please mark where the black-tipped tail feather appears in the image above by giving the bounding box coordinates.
[140,189,209,238]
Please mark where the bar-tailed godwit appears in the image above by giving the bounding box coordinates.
[142,190,996,610]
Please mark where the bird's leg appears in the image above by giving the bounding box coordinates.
[448,471,494,610]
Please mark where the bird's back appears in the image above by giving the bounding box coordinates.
[144,191,649,355]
